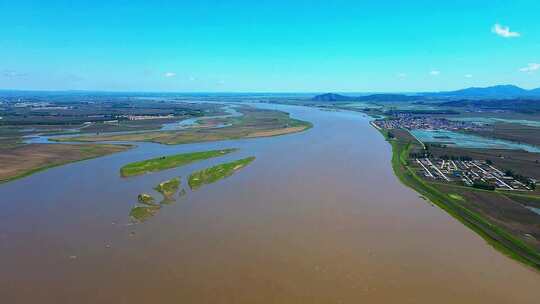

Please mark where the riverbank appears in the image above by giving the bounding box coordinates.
[377,128,540,270]
[0,143,132,184]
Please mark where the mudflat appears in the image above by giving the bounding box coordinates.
[52,107,312,145]
[0,143,131,183]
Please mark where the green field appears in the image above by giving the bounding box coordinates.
[188,157,255,190]
[120,148,237,177]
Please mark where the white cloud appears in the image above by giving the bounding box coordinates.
[2,69,27,78]
[464,74,473,78]
[164,72,176,78]
[429,70,440,76]
[492,23,520,38]
[396,73,407,78]
[519,63,540,73]
[188,75,196,81]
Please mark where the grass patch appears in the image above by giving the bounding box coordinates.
[129,205,160,222]
[449,194,465,201]
[154,177,181,199]
[120,148,237,177]
[188,157,255,190]
[130,178,185,222]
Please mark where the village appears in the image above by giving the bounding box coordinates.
[414,157,535,191]
[373,114,480,131]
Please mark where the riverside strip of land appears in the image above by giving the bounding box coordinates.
[120,149,237,177]
[377,127,540,270]
[52,107,312,145]
[0,143,132,183]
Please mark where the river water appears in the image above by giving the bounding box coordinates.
[0,103,538,303]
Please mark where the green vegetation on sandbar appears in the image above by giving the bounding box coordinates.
[137,193,156,205]
[188,157,255,190]
[130,205,160,222]
[130,178,185,222]
[378,128,540,270]
[120,148,237,177]
[154,177,181,198]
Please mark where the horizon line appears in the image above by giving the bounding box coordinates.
[0,83,537,96]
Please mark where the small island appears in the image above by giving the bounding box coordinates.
[120,148,237,177]
[129,205,160,222]
[154,177,181,200]
[188,157,255,190]
[137,193,156,205]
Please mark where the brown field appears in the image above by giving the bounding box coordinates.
[434,183,540,251]
[471,123,540,147]
[0,143,131,183]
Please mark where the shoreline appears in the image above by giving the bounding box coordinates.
[0,109,312,184]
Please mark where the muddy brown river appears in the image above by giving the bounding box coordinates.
[0,103,538,303]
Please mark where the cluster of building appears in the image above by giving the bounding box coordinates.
[415,158,535,191]
[373,115,479,131]
[12,101,53,108]
[3,101,71,110]
[121,114,175,121]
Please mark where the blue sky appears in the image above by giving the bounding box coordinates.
[1,0,539,92]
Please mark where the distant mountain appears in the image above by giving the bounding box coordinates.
[356,94,422,102]
[530,87,540,94]
[312,85,540,103]
[439,98,540,112]
[427,85,540,99]
[311,93,356,102]
[311,93,422,102]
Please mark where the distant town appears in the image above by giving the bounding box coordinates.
[373,114,480,131]
[372,114,536,192]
